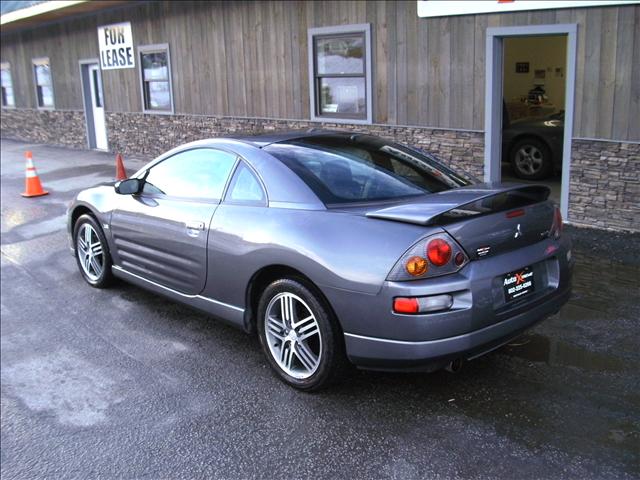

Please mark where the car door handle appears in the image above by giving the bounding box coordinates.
[185,221,205,231]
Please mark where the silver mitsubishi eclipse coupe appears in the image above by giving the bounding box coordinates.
[68,130,573,390]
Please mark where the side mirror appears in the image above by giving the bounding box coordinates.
[115,178,143,195]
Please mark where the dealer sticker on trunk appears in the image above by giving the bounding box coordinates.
[503,266,535,302]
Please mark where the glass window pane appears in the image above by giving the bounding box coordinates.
[316,35,364,75]
[1,69,11,87]
[142,52,168,80]
[145,81,171,110]
[39,86,54,107]
[319,77,365,116]
[226,163,265,204]
[35,64,51,86]
[264,136,469,205]
[92,70,103,108]
[143,148,236,199]
[4,87,15,106]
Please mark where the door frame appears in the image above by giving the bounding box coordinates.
[484,24,577,219]
[78,58,108,151]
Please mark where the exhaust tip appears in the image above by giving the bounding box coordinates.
[445,358,464,373]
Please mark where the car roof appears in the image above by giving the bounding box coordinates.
[230,129,358,148]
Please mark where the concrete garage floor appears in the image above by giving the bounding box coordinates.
[1,138,639,479]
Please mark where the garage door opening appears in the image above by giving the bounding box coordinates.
[501,35,567,203]
[484,25,577,218]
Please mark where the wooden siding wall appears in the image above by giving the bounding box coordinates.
[1,1,638,141]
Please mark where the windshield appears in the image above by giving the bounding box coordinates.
[263,135,471,205]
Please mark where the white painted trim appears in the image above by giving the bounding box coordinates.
[484,24,578,220]
[137,43,175,115]
[307,23,373,125]
[78,58,98,150]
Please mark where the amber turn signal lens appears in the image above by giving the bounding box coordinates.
[405,256,428,276]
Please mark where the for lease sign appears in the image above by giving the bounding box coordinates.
[98,22,135,70]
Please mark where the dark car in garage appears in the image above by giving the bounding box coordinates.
[502,105,564,180]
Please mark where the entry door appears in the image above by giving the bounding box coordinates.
[109,148,238,295]
[88,64,108,150]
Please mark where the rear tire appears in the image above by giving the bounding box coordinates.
[73,214,114,288]
[257,278,346,391]
[510,137,553,180]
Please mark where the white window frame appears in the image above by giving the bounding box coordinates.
[307,24,373,125]
[32,57,54,110]
[0,62,15,108]
[137,43,174,115]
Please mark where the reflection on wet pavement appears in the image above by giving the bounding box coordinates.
[500,239,640,369]
[504,333,627,372]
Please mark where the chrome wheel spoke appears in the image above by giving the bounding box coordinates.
[90,241,102,256]
[90,256,102,276]
[281,342,294,370]
[279,294,296,327]
[83,254,92,274]
[296,316,319,341]
[295,342,319,372]
[267,316,285,341]
[84,225,92,246]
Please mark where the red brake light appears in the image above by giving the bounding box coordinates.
[506,208,525,218]
[393,297,419,314]
[551,207,563,239]
[427,238,452,266]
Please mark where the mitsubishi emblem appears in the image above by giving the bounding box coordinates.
[514,223,523,239]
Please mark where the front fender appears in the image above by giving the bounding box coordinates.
[67,184,118,253]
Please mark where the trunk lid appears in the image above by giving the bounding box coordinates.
[364,183,555,259]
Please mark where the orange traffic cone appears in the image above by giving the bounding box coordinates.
[21,151,49,198]
[115,153,127,181]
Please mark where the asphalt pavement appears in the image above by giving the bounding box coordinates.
[1,138,639,479]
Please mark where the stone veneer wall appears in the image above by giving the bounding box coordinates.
[104,112,486,180]
[0,108,87,149]
[569,139,640,232]
[3,108,639,232]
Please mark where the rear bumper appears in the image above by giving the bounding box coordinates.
[326,235,573,371]
[344,284,570,371]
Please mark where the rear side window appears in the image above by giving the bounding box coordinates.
[224,162,266,205]
[143,148,236,200]
[263,135,470,205]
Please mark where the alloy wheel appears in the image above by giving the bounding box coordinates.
[76,223,104,282]
[264,292,322,379]
[514,144,544,175]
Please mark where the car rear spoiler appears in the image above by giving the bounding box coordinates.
[365,183,550,226]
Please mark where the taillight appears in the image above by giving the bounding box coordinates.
[387,233,469,281]
[405,256,428,276]
[427,238,452,266]
[393,297,419,313]
[550,207,563,239]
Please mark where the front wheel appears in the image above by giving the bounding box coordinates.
[73,214,114,288]
[257,278,346,391]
